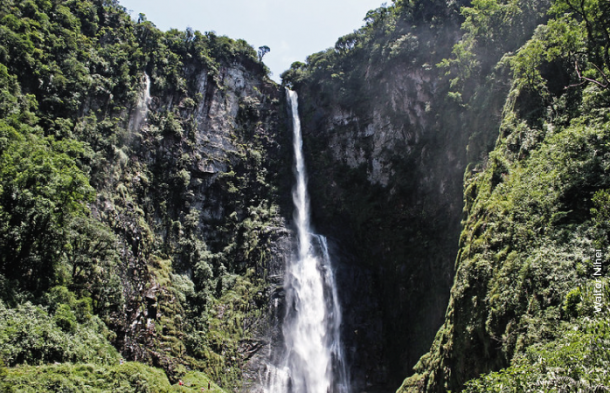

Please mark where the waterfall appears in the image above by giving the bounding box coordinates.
[266,89,350,393]
[131,73,151,131]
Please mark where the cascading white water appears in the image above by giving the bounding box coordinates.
[131,73,151,131]
[266,89,350,393]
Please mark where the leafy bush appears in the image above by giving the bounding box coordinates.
[0,301,119,366]
[3,363,226,393]
[0,358,12,393]
[465,318,610,391]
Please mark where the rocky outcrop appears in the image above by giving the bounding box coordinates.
[293,52,467,393]
[93,58,294,387]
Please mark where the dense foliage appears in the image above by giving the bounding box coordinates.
[464,318,610,391]
[0,0,283,390]
[0,300,118,366]
[398,0,610,391]
[4,363,227,392]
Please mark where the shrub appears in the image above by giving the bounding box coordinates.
[0,301,119,366]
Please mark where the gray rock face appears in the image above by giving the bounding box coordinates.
[101,59,293,389]
[294,55,491,390]
[325,67,434,187]
[240,226,292,393]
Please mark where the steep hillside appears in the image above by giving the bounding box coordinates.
[0,0,290,390]
[401,0,610,390]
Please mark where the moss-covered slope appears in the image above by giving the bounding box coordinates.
[401,0,610,390]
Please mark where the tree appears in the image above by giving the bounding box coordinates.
[549,0,610,89]
[257,45,270,61]
[64,216,123,314]
[0,131,94,294]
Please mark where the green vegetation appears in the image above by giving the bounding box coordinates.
[1,0,607,391]
[0,0,282,390]
[398,0,610,390]
[464,318,610,392]
[0,300,118,366]
[4,362,227,392]
[282,0,610,390]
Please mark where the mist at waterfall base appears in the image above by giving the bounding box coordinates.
[265,90,350,393]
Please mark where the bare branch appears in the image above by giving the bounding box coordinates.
[591,62,610,85]
[570,60,609,89]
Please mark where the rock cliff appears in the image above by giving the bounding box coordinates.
[2,0,610,392]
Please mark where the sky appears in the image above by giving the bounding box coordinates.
[118,0,386,83]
